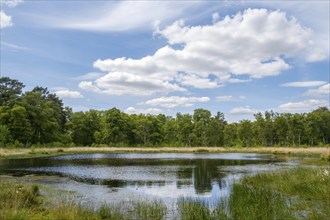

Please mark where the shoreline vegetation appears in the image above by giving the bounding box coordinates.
[0,149,329,219]
[0,146,329,159]
[1,166,329,219]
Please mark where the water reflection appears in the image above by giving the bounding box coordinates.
[0,153,284,203]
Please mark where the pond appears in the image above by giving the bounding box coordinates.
[0,153,296,211]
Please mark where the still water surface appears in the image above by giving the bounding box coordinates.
[0,153,295,208]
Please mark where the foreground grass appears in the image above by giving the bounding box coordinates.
[0,146,329,159]
[1,167,329,219]
[0,178,166,220]
[233,168,330,219]
[178,167,330,220]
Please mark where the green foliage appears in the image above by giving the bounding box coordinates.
[0,124,11,146]
[0,77,25,106]
[1,77,330,148]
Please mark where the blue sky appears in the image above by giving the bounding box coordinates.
[1,0,329,122]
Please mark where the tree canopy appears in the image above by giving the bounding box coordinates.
[0,77,329,147]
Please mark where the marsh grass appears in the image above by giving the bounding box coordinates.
[96,204,123,220]
[0,181,42,220]
[228,183,293,220]
[178,197,229,220]
[225,167,330,220]
[177,167,329,220]
[132,199,167,220]
[0,178,167,220]
[178,198,211,220]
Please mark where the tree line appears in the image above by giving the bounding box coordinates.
[0,77,329,147]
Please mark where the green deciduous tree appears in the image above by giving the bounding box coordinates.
[8,105,33,145]
[0,77,25,106]
[67,110,101,146]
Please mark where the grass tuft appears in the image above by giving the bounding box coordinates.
[132,199,167,220]
[178,198,211,220]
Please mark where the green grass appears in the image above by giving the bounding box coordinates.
[225,167,330,220]
[132,199,167,220]
[228,182,293,220]
[0,178,167,220]
[178,198,212,220]
[177,167,330,220]
[1,167,329,219]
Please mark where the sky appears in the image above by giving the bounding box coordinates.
[0,0,329,122]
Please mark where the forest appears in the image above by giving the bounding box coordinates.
[0,76,329,148]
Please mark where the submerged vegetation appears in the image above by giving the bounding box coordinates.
[1,77,330,148]
[1,167,329,219]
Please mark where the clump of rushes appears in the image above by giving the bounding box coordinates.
[46,201,96,220]
[133,199,167,220]
[0,182,41,219]
[97,204,124,220]
[0,179,168,220]
[178,198,211,220]
[225,168,330,219]
[228,183,292,220]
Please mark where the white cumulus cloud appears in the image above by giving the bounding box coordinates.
[216,96,246,102]
[1,0,23,29]
[143,96,209,108]
[230,106,258,115]
[78,71,185,96]
[305,83,330,97]
[278,99,329,111]
[305,48,328,62]
[0,10,12,28]
[281,81,327,87]
[74,72,105,81]
[125,107,162,115]
[54,88,84,98]
[82,9,316,96]
[1,0,23,7]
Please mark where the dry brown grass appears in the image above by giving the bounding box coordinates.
[0,146,329,158]
[0,148,30,157]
